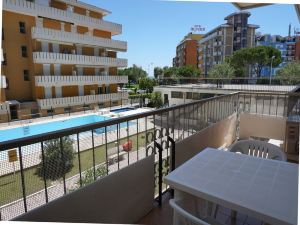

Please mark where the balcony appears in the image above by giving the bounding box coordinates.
[3,0,122,35]
[35,75,128,87]
[37,92,128,109]
[31,27,127,52]
[0,92,298,223]
[33,52,128,67]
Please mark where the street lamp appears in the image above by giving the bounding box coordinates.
[269,56,275,85]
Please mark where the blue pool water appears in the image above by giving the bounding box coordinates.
[110,107,135,113]
[0,115,132,143]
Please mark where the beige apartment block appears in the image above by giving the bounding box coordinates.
[198,11,259,75]
[1,0,128,121]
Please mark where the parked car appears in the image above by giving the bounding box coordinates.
[136,89,146,94]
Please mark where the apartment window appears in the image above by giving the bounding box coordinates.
[19,22,26,34]
[21,46,28,57]
[193,93,201,100]
[171,91,183,99]
[186,92,193,99]
[23,70,30,81]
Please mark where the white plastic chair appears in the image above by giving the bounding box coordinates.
[170,199,224,225]
[229,140,287,161]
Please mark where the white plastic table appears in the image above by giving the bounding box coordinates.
[164,148,298,225]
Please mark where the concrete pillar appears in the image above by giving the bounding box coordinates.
[61,22,65,31]
[71,25,76,33]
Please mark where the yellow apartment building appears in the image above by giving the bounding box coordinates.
[0,0,128,122]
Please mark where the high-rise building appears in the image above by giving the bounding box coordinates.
[198,11,259,76]
[173,33,203,68]
[256,34,297,76]
[1,0,128,121]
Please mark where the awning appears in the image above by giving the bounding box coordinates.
[232,3,300,22]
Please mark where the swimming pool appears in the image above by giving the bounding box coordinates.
[0,115,132,143]
[110,107,135,113]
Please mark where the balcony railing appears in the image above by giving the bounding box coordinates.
[157,77,300,91]
[3,0,122,35]
[37,92,128,109]
[35,75,128,87]
[0,92,299,221]
[33,52,128,67]
[31,27,127,52]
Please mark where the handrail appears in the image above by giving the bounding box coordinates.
[0,93,238,151]
[1,91,297,150]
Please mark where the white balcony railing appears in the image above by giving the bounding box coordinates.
[35,75,128,87]
[3,0,122,35]
[31,27,127,52]
[37,92,128,109]
[0,103,9,114]
[33,52,128,67]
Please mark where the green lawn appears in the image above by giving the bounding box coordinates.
[0,130,150,206]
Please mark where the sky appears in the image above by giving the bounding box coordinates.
[82,0,299,75]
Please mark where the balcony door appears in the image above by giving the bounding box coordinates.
[52,43,59,53]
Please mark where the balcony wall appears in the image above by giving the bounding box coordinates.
[37,92,128,109]
[175,114,237,167]
[13,156,155,224]
[35,75,128,87]
[239,113,287,141]
[33,52,128,67]
[3,0,122,35]
[31,27,127,51]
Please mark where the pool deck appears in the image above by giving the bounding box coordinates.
[0,107,154,174]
